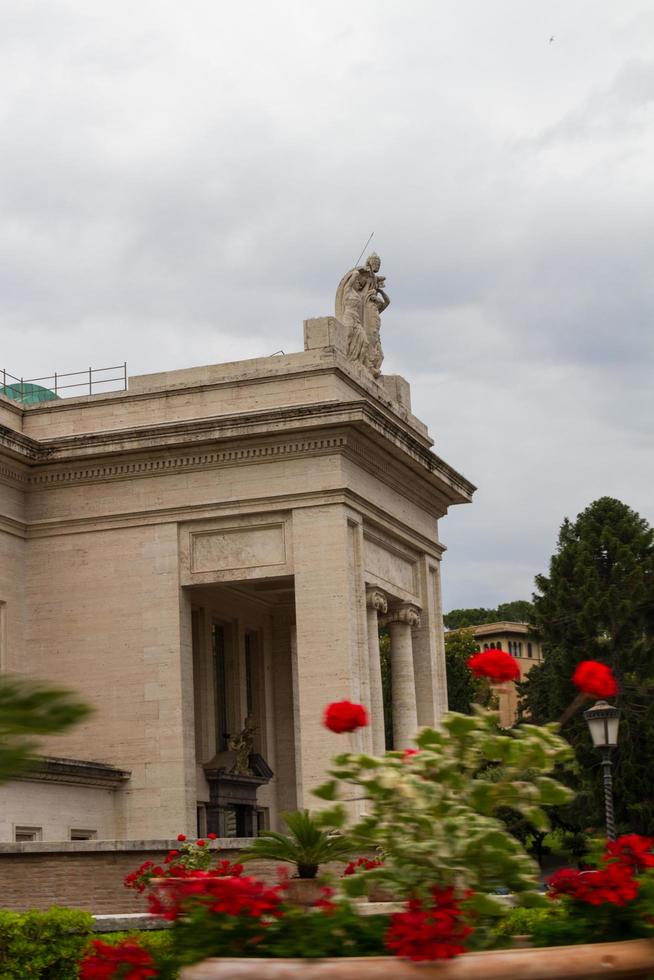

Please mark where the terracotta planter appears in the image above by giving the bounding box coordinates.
[282,877,325,908]
[180,939,654,979]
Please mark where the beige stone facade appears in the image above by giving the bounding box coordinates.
[0,312,474,842]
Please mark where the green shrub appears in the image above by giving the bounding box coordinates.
[0,907,94,979]
[491,906,557,946]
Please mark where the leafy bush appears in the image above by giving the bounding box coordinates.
[315,708,573,914]
[170,896,388,965]
[491,906,557,946]
[0,907,94,979]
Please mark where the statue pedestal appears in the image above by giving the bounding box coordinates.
[303,316,349,355]
[203,752,273,838]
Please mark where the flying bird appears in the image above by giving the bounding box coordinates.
[549,35,555,43]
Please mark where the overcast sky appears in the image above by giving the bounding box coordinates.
[2,0,653,611]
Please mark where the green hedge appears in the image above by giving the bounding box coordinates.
[0,907,94,979]
[0,909,172,979]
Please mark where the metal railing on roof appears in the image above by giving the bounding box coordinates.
[0,364,127,404]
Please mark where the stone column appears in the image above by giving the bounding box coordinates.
[383,603,421,749]
[366,589,388,756]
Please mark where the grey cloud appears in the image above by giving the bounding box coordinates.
[1,0,653,609]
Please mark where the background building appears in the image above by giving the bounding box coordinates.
[447,621,543,726]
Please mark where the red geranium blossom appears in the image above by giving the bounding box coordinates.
[79,939,156,980]
[342,856,384,876]
[385,886,472,961]
[323,700,368,733]
[176,833,186,842]
[466,649,520,683]
[147,871,284,922]
[606,835,654,871]
[572,661,617,698]
[313,885,338,915]
[548,862,639,906]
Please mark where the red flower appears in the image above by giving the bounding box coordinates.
[572,661,617,698]
[314,885,337,915]
[385,887,472,961]
[207,832,218,840]
[343,856,384,876]
[323,700,368,733]
[123,860,156,894]
[147,872,284,922]
[606,835,654,871]
[79,939,156,979]
[466,650,520,683]
[177,833,187,842]
[547,867,580,899]
[548,863,639,906]
[197,839,206,847]
[403,748,420,761]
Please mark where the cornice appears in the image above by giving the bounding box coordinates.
[13,400,473,504]
[28,433,348,488]
[0,425,45,463]
[34,399,433,458]
[17,756,131,790]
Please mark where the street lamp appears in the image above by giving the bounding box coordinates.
[583,700,620,842]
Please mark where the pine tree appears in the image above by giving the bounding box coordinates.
[520,497,654,833]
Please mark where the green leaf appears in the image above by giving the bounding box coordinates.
[465,892,506,917]
[516,890,550,908]
[313,780,339,802]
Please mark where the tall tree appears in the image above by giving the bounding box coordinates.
[444,628,488,713]
[520,497,654,833]
[443,600,535,630]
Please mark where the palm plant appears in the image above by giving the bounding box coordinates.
[242,809,353,879]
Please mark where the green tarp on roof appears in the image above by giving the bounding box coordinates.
[0,382,60,405]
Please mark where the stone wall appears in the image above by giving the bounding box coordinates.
[0,839,286,914]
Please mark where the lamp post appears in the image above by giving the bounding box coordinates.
[583,700,620,842]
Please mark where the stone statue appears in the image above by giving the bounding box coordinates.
[335,253,389,378]
[227,715,257,776]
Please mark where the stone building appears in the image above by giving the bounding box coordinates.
[448,621,543,726]
[0,259,474,843]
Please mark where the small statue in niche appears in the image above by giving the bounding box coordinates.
[335,253,389,378]
[227,715,257,776]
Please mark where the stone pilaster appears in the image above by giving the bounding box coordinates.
[366,589,388,756]
[412,556,449,726]
[292,505,367,810]
[382,603,421,749]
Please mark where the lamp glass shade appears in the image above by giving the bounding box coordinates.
[584,701,620,749]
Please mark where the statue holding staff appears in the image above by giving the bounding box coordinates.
[335,253,389,378]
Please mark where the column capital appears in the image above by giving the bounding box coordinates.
[382,603,421,629]
[366,588,388,614]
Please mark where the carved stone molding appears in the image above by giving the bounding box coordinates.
[366,588,388,614]
[26,436,347,489]
[17,756,131,790]
[382,602,421,629]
